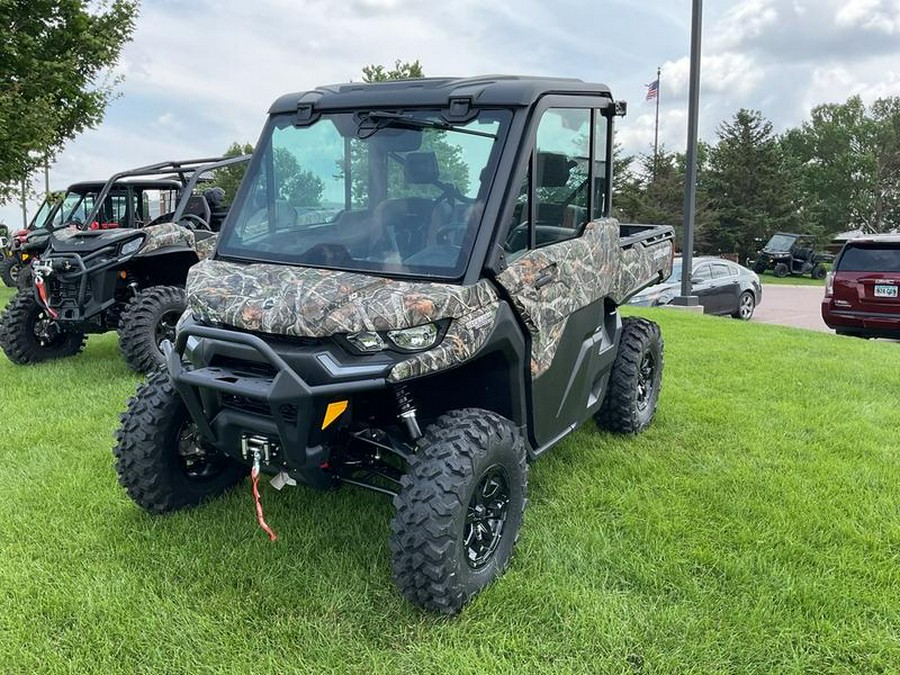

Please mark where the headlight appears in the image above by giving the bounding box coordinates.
[120,236,144,256]
[343,322,444,354]
[386,323,440,351]
[346,331,387,353]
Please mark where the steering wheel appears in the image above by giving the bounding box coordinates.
[63,218,85,231]
[179,214,211,231]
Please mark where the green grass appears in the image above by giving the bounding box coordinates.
[1,286,898,673]
[760,273,826,287]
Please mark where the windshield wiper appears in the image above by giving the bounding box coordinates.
[356,111,497,140]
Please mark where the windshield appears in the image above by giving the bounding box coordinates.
[765,234,796,251]
[217,109,511,278]
[27,197,58,230]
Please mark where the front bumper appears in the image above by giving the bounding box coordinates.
[167,321,392,482]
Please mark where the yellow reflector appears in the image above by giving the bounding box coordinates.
[21,253,29,261]
[321,400,348,430]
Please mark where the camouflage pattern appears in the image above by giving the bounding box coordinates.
[388,300,500,382]
[498,218,673,378]
[51,226,81,242]
[134,222,218,260]
[186,259,500,380]
[138,222,196,256]
[193,234,218,261]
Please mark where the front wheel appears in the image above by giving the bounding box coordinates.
[596,317,663,434]
[390,408,528,614]
[732,291,756,321]
[114,370,248,513]
[117,286,186,373]
[0,257,19,287]
[773,263,789,278]
[0,292,86,364]
[752,259,767,274]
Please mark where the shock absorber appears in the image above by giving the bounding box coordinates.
[394,383,423,441]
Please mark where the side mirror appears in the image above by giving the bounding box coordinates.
[691,275,702,285]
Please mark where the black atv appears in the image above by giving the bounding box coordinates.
[752,232,833,279]
[0,155,250,373]
[113,76,674,613]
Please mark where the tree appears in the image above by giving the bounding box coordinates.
[275,148,323,207]
[783,96,900,234]
[614,145,716,253]
[343,61,471,206]
[705,110,804,261]
[0,0,139,202]
[361,60,424,83]
[211,142,254,203]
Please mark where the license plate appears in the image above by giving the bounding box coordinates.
[874,284,898,298]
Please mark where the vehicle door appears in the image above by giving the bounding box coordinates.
[710,261,740,313]
[690,263,718,313]
[496,101,619,450]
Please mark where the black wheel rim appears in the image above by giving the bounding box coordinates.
[636,350,656,411]
[32,308,64,348]
[9,263,19,282]
[155,309,181,350]
[464,465,510,569]
[177,420,228,481]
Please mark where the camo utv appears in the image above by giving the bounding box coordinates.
[114,76,675,613]
[0,156,249,373]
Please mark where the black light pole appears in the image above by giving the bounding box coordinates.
[674,0,702,307]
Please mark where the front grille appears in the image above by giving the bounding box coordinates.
[209,355,277,378]
[220,394,298,424]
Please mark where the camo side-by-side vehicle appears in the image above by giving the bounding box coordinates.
[0,155,250,373]
[113,76,675,613]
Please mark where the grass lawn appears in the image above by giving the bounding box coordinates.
[760,273,826,287]
[1,286,898,673]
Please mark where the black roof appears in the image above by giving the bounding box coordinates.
[269,75,613,114]
[67,179,183,193]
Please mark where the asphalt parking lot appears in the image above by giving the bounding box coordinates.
[752,284,829,332]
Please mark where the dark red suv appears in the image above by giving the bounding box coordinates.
[822,235,900,339]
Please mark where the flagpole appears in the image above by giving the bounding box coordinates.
[653,66,661,178]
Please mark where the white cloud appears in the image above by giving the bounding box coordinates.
[4,0,900,225]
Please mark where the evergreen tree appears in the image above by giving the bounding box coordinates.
[705,110,803,261]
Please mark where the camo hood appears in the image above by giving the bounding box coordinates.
[186,259,498,339]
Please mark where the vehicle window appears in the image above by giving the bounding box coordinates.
[711,263,731,279]
[837,245,900,272]
[592,111,609,218]
[219,109,510,279]
[533,108,590,247]
[693,264,712,281]
[503,171,529,259]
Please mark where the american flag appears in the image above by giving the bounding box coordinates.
[645,79,659,101]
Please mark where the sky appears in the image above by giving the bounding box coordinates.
[4,0,900,227]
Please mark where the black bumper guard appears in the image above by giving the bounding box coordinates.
[166,324,386,461]
[38,246,121,316]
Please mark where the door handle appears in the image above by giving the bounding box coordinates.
[533,263,558,289]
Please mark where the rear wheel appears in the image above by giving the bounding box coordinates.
[773,263,789,278]
[596,317,663,434]
[732,291,756,321]
[0,258,18,287]
[390,408,527,614]
[117,286,186,373]
[811,264,827,280]
[114,370,248,513]
[0,292,86,364]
